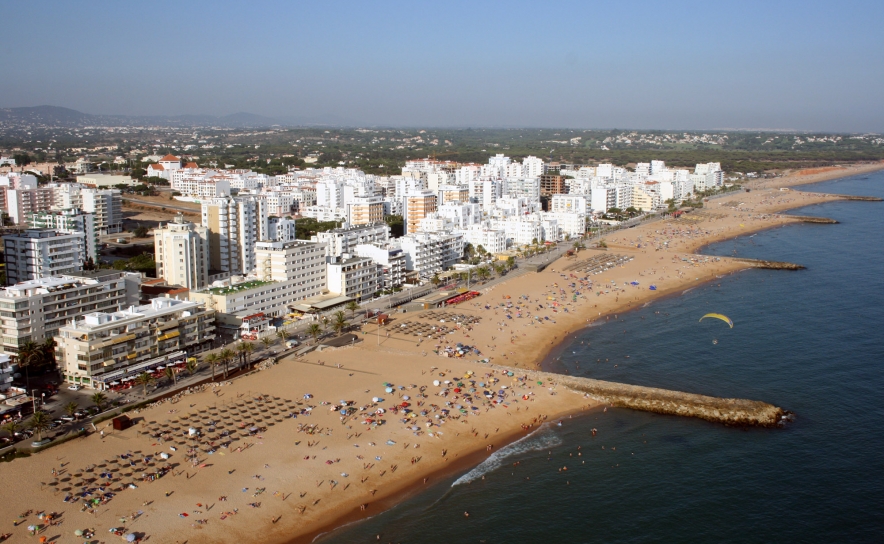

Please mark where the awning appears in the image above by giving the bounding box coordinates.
[94,350,187,382]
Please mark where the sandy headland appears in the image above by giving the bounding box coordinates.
[0,162,880,544]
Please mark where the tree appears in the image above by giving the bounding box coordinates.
[346,300,360,317]
[186,358,198,376]
[276,330,287,343]
[463,242,475,259]
[477,266,490,281]
[307,323,322,344]
[261,336,273,349]
[135,372,154,396]
[431,272,442,287]
[2,420,20,438]
[164,366,177,386]
[333,310,348,335]
[64,402,79,418]
[236,342,249,369]
[17,340,42,389]
[205,353,219,382]
[244,342,255,368]
[91,392,108,412]
[384,215,404,238]
[506,256,516,270]
[132,225,149,238]
[218,348,234,379]
[12,153,31,169]
[29,411,51,441]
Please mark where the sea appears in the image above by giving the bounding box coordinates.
[318,172,884,544]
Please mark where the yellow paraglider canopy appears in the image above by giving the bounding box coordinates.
[699,313,733,328]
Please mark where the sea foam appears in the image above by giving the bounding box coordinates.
[451,423,562,486]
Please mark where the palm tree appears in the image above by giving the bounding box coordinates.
[204,353,219,382]
[261,336,273,349]
[186,358,198,376]
[17,340,41,389]
[276,330,287,343]
[236,343,249,369]
[164,366,177,386]
[244,342,255,368]
[91,391,108,412]
[29,411,51,441]
[307,323,322,344]
[431,273,442,287]
[40,338,57,370]
[3,420,20,438]
[135,372,154,396]
[218,348,234,379]
[477,267,489,281]
[346,300,359,318]
[64,401,79,418]
[333,311,348,335]
[506,256,516,270]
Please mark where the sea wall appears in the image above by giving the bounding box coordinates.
[729,257,805,270]
[498,367,786,427]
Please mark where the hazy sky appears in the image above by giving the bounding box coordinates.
[5,0,883,131]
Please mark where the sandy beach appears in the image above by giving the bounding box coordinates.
[0,162,881,544]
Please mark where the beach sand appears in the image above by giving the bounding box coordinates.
[0,162,880,544]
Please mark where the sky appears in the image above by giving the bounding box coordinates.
[5,0,884,131]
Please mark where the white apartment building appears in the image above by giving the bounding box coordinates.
[202,197,266,277]
[312,223,390,257]
[267,217,297,242]
[27,209,99,263]
[326,255,381,301]
[550,195,588,215]
[302,206,346,222]
[458,225,507,255]
[522,156,546,178]
[0,270,141,357]
[81,188,123,234]
[354,243,405,289]
[504,178,541,202]
[469,179,502,209]
[154,215,210,290]
[56,297,215,389]
[48,182,85,210]
[436,201,481,229]
[540,212,585,239]
[490,217,543,247]
[3,229,87,285]
[397,232,464,278]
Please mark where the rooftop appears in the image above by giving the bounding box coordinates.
[67,298,201,330]
[205,280,273,296]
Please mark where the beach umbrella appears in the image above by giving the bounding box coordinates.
[74,529,84,536]
[385,387,393,393]
[127,534,137,542]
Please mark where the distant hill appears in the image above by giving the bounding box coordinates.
[0,105,283,128]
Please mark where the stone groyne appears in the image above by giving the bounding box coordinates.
[499,367,787,427]
[789,215,839,224]
[799,192,883,202]
[729,257,806,270]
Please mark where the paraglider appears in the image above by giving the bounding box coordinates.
[699,313,733,328]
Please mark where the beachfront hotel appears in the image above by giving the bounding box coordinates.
[56,297,215,389]
[0,270,142,358]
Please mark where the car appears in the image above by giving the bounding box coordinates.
[60,415,75,422]
[68,385,82,391]
[31,438,51,447]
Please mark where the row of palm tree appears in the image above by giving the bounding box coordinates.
[16,338,57,388]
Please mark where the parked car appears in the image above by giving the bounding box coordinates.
[31,438,51,447]
[61,415,75,422]
[68,384,82,391]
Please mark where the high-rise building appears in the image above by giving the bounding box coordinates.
[346,196,384,226]
[403,191,437,235]
[539,174,567,197]
[313,223,390,257]
[27,209,99,263]
[81,188,123,234]
[201,197,265,277]
[3,229,88,285]
[0,271,142,357]
[6,187,55,224]
[154,215,210,290]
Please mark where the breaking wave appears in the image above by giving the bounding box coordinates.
[451,423,562,486]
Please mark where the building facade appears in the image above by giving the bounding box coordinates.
[154,215,210,290]
[56,297,215,389]
[3,229,88,285]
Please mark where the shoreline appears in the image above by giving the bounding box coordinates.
[0,162,879,544]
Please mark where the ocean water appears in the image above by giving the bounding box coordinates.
[319,173,884,544]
